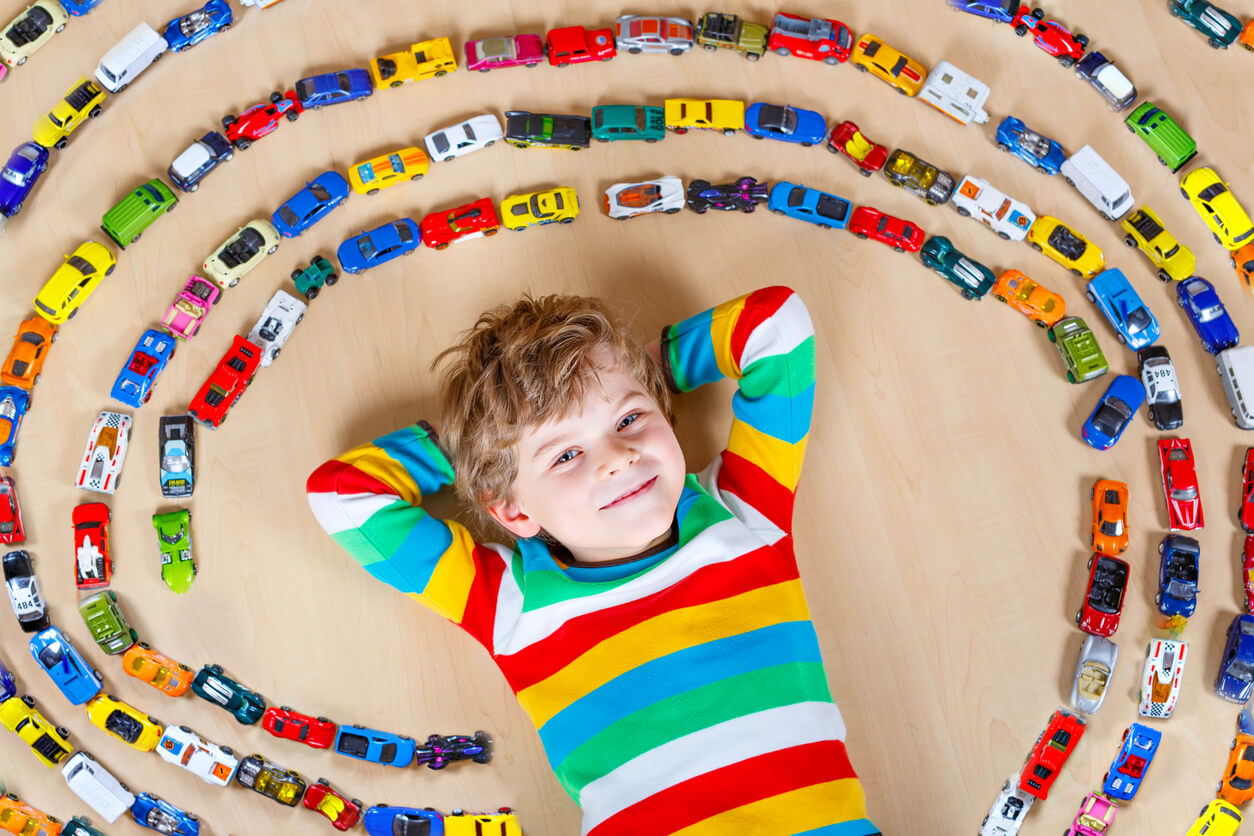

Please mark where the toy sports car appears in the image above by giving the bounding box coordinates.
[1076,553,1130,635]
[1019,709,1086,799]
[1137,346,1182,431]
[503,111,592,150]
[1176,277,1239,354]
[420,198,501,250]
[0,475,24,544]
[272,171,350,238]
[29,625,102,705]
[1,316,55,391]
[1070,633,1117,714]
[1221,733,1254,806]
[1242,448,1254,534]
[1102,722,1161,801]
[235,754,306,806]
[1181,167,1254,250]
[3,549,46,633]
[73,501,111,589]
[1090,479,1128,556]
[1028,216,1104,277]
[415,731,493,769]
[545,24,616,66]
[996,115,1067,174]
[500,187,579,231]
[222,91,302,150]
[953,176,1036,242]
[1082,374,1144,451]
[613,15,693,55]
[159,415,194,499]
[883,149,956,205]
[123,641,193,697]
[767,182,850,230]
[187,335,262,429]
[163,0,231,52]
[76,411,131,495]
[111,329,176,408]
[337,218,421,273]
[157,725,238,786]
[0,693,72,767]
[247,289,306,367]
[980,773,1035,836]
[192,664,265,724]
[162,276,220,340]
[295,68,372,109]
[334,724,416,767]
[850,206,926,253]
[744,103,826,145]
[1156,534,1199,618]
[0,142,50,223]
[1012,6,1088,65]
[363,805,444,836]
[130,792,200,836]
[423,114,503,163]
[78,590,137,655]
[1140,638,1187,718]
[303,779,363,831]
[950,0,1018,22]
[86,693,162,751]
[1216,615,1254,703]
[368,37,456,86]
[263,705,337,749]
[204,221,281,289]
[920,235,995,299]
[603,177,685,219]
[153,509,195,594]
[826,120,888,176]
[686,177,769,214]
[1158,438,1203,530]
[1168,0,1242,48]
[0,386,30,466]
[465,33,545,70]
[0,1,67,68]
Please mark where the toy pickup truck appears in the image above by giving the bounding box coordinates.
[696,12,767,60]
[32,77,106,150]
[367,37,456,88]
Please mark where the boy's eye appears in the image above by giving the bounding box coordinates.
[554,449,578,466]
[618,411,641,430]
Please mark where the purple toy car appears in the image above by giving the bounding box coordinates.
[414,731,493,770]
[464,33,545,71]
[1067,792,1117,835]
[0,142,51,225]
[162,276,221,340]
[685,176,770,213]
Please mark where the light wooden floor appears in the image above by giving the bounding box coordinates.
[1,0,1252,833]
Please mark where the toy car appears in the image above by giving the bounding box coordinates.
[111,328,176,407]
[64,814,114,836]
[272,171,350,237]
[686,177,768,214]
[504,111,592,150]
[663,97,744,135]
[1220,732,1254,805]
[153,508,195,592]
[191,664,265,723]
[162,275,220,340]
[743,103,826,145]
[1126,102,1197,173]
[825,121,888,176]
[159,415,194,499]
[0,795,63,836]
[157,725,238,786]
[34,240,116,324]
[167,131,232,193]
[1216,615,1254,703]
[73,501,111,588]
[415,731,493,769]
[1242,447,1254,533]
[291,255,337,300]
[1090,479,1128,556]
[614,15,693,54]
[545,24,615,66]
[129,792,199,836]
[849,206,926,253]
[32,77,106,152]
[262,705,337,749]
[952,176,1036,241]
[883,149,956,205]
[1140,638,1187,717]
[1076,553,1130,634]
[235,754,306,806]
[30,625,102,705]
[369,37,456,86]
[918,59,991,125]
[123,642,193,697]
[920,236,995,300]
[1187,800,1243,836]
[1121,206,1195,283]
[363,805,444,835]
[1232,243,1254,287]
[337,218,421,273]
[423,114,502,162]
[86,693,162,751]
[295,68,372,109]
[500,187,579,231]
[1168,0,1242,48]
[1074,51,1137,109]
[0,693,71,767]
[76,410,131,495]
[979,773,1035,836]
[992,270,1064,328]
[444,808,520,836]
[1102,722,1161,800]
[1028,216,1104,277]
[949,0,1018,23]
[767,182,850,230]
[0,659,12,702]
[101,178,178,249]
[247,289,305,366]
[3,549,46,632]
[465,32,544,70]
[187,335,262,429]
[334,724,416,767]
[303,779,362,830]
[767,12,851,63]
[421,198,501,249]
[1049,317,1108,384]
[1245,537,1254,614]
[202,220,280,288]
[695,12,767,60]
[348,147,428,195]
[0,1,67,67]
[0,476,23,545]
[1244,19,1254,49]
[1159,438,1203,530]
[1066,792,1116,836]
[221,90,302,149]
[1071,633,1117,714]
[1177,277,1239,354]
[57,0,103,14]
[1063,133,1131,222]
[1156,534,1199,618]
[1085,269,1158,350]
[62,751,134,823]
[1012,6,1087,65]
[0,387,31,466]
[603,177,684,220]
[995,116,1066,175]
[591,104,666,143]
[163,0,231,52]
[1019,709,1086,799]
[850,33,927,94]
[1,315,56,390]
[0,142,50,223]
[1181,167,1254,249]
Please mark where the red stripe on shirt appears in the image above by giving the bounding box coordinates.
[716,450,797,533]
[457,543,508,650]
[729,286,793,374]
[306,459,398,499]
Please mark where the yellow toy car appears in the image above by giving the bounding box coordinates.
[367,37,456,88]
[1028,215,1105,278]
[1181,166,1254,250]
[32,76,106,150]
[348,147,429,196]
[33,240,116,324]
[86,693,162,752]
[500,186,579,231]
[663,98,744,136]
[445,808,522,836]
[1120,205,1195,282]
[1185,800,1242,836]
[0,694,72,768]
[850,34,927,96]
[0,1,67,68]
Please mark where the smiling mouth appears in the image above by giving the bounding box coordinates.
[600,476,657,510]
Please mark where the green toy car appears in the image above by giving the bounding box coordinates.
[591,105,666,143]
[191,664,266,724]
[101,178,178,249]
[919,236,996,301]
[1166,0,1242,48]
[1048,316,1109,383]
[62,816,108,836]
[1125,102,1197,173]
[77,590,138,655]
[152,509,196,594]
[696,12,768,60]
[291,255,337,300]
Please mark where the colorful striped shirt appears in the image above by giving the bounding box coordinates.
[307,286,879,836]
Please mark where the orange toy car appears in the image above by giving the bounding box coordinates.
[123,642,194,697]
[1220,732,1254,806]
[0,793,61,836]
[1240,20,1254,51]
[992,270,1065,328]
[0,316,57,389]
[1232,243,1254,288]
[1091,479,1129,556]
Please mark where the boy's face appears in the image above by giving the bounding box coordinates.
[489,358,686,564]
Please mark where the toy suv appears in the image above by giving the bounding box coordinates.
[696,12,767,60]
[1121,206,1195,282]
[32,77,106,150]
[1048,316,1109,383]
[291,256,337,300]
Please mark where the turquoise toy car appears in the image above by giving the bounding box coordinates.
[191,664,265,724]
[291,255,338,300]
[590,105,666,142]
[920,236,996,300]
[1167,0,1242,48]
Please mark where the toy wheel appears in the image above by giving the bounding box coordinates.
[703,44,716,51]
[600,56,613,62]
[1157,270,1171,283]
[722,128,737,137]
[269,91,283,103]
[285,111,299,122]
[856,62,867,71]
[1209,38,1223,49]
[33,374,40,386]
[745,52,760,62]
[854,232,868,239]
[55,22,65,32]
[267,245,278,254]
[1085,291,1095,303]
[187,183,199,193]
[1075,611,1082,626]
[435,242,449,250]
[325,273,338,285]
[317,716,330,723]
[223,151,234,162]
[956,206,970,217]
[229,278,239,287]
[21,694,34,707]
[69,308,78,319]
[303,286,319,300]
[57,726,69,738]
[664,208,680,214]
[1059,56,1075,67]
[498,807,513,814]
[560,217,574,224]
[54,138,68,150]
[89,106,102,118]
[180,724,193,733]
[317,778,329,786]
[751,134,764,141]
[352,799,363,807]
[391,80,405,86]
[236,139,250,150]
[1030,242,1042,252]
[187,814,198,822]
[222,746,233,755]
[50,330,57,342]
[526,62,540,67]
[410,173,422,181]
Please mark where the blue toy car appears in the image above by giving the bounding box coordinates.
[995,115,1067,175]
[1082,374,1144,450]
[334,724,417,767]
[272,170,350,238]
[29,626,102,706]
[1101,722,1161,800]
[948,0,1018,23]
[110,329,176,408]
[1216,614,1254,703]
[337,218,421,274]
[0,386,31,467]
[0,142,51,221]
[363,805,445,836]
[163,0,232,52]
[295,68,373,110]
[767,182,851,230]
[1177,276,1239,354]
[1086,268,1159,350]
[167,131,233,193]
[1156,534,1199,618]
[131,792,200,836]
[57,0,104,15]
[744,103,827,146]
[0,654,16,701]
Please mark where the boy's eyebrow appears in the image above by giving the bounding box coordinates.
[529,390,648,463]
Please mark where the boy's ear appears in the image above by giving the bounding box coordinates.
[486,498,543,539]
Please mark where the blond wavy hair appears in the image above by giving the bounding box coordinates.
[434,293,672,535]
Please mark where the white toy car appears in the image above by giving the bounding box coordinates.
[423,114,503,163]
[604,177,685,220]
[76,411,131,494]
[614,15,694,54]
[62,751,135,823]
[3,549,47,632]
[1070,634,1118,714]
[247,289,306,367]
[952,176,1037,242]
[1140,638,1188,718]
[156,724,239,786]
[980,773,1035,836]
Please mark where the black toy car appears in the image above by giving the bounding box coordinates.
[1136,346,1183,431]
[686,176,769,213]
[3,549,48,633]
[503,111,592,150]
[158,415,195,499]
[414,731,494,770]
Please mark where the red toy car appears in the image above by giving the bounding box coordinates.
[73,501,111,589]
[302,779,362,831]
[1012,6,1087,66]
[1244,535,1254,614]
[767,12,853,63]
[545,25,616,66]
[1076,553,1129,637]
[420,198,501,250]
[1240,447,1254,532]
[826,120,888,177]
[263,706,337,749]
[1158,438,1204,531]
[0,475,24,545]
[1020,709,1086,800]
[222,90,303,150]
[849,206,925,252]
[188,335,262,429]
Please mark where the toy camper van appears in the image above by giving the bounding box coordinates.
[918,60,990,125]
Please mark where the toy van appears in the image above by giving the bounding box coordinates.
[1219,346,1254,429]
[95,22,167,93]
[239,0,286,7]
[1060,144,1134,221]
[918,60,990,125]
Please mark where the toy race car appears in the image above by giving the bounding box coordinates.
[235,754,306,806]
[122,642,194,697]
[153,509,195,593]
[159,415,195,499]
[686,177,769,213]
[500,187,579,231]
[1019,709,1086,799]
[247,289,306,366]
[163,0,232,52]
[222,91,302,150]
[996,115,1067,174]
[1081,375,1144,451]
[920,235,995,299]
[111,329,176,407]
[1101,722,1161,800]
[1076,553,1130,636]
[29,625,102,705]
[1158,438,1204,530]
[76,411,132,494]
[883,149,956,205]
[349,147,429,195]
[826,120,888,176]
[1070,633,1117,714]
[291,256,338,300]
[262,705,337,749]
[1140,638,1187,718]
[0,387,31,466]
[414,731,493,769]
[420,198,501,250]
[187,336,262,429]
[129,792,200,836]
[603,177,685,219]
[503,111,592,150]
[952,176,1036,242]
[78,590,138,655]
[303,779,363,831]
[3,549,48,633]
[1012,6,1088,65]
[162,276,220,340]
[191,664,265,724]
[73,501,111,588]
[850,206,926,253]
[157,725,239,786]
[0,319,49,391]
[334,724,416,767]
[0,475,25,544]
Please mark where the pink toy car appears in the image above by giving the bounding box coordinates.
[464,34,545,72]
[163,276,221,340]
[1067,792,1117,835]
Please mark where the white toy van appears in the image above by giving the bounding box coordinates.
[240,0,286,7]
[95,22,167,93]
[62,751,135,823]
[1218,346,1254,429]
[918,60,990,126]
[1060,144,1134,222]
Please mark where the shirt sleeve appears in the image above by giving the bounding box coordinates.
[659,286,815,534]
[305,421,510,653]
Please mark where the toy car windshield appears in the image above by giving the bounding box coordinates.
[760,106,797,133]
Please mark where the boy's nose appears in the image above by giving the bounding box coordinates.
[598,441,640,477]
